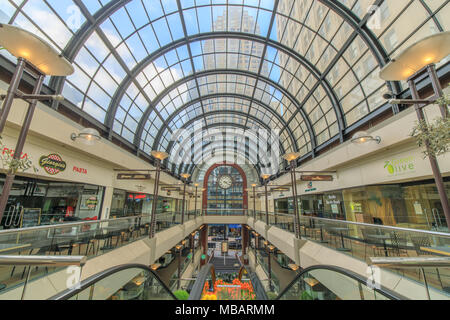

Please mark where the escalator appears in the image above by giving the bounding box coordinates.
[276,265,407,300]
[188,263,268,300]
[51,264,176,300]
[50,263,406,300]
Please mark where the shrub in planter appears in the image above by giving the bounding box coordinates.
[173,290,189,300]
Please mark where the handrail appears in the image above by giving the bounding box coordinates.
[368,256,450,268]
[263,212,450,237]
[276,265,407,300]
[0,255,87,267]
[50,264,176,300]
[235,254,269,300]
[188,263,216,300]
[0,214,149,235]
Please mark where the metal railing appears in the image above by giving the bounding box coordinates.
[368,256,450,300]
[254,211,450,297]
[277,264,407,300]
[0,211,197,294]
[50,264,176,300]
[0,255,86,300]
[205,209,246,216]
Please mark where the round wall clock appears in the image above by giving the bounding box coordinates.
[218,174,233,190]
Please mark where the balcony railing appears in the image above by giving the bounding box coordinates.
[253,211,450,298]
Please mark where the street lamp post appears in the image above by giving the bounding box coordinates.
[194,183,199,216]
[176,244,182,290]
[380,31,450,230]
[180,173,191,224]
[261,174,271,225]
[266,243,275,292]
[283,153,301,238]
[0,24,74,221]
[253,184,257,219]
[150,151,169,238]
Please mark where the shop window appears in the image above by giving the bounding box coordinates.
[0,174,104,228]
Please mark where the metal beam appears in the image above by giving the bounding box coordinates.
[134,69,316,155]
[169,116,282,164]
[169,122,280,175]
[319,0,402,99]
[99,32,342,148]
[49,0,132,104]
[151,92,298,152]
[244,0,279,128]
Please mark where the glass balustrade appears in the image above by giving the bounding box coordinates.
[278,267,394,301]
[0,211,196,295]
[56,265,175,300]
[252,211,450,297]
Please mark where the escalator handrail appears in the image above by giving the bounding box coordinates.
[236,254,269,300]
[276,264,408,300]
[49,263,177,300]
[188,263,216,300]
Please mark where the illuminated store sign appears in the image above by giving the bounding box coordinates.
[384,156,415,176]
[39,154,66,175]
[117,173,151,180]
[301,175,333,181]
[305,181,317,193]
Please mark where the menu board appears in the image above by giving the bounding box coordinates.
[20,208,42,228]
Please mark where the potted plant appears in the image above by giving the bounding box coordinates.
[173,290,189,300]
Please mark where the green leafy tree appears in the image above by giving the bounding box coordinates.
[411,117,450,159]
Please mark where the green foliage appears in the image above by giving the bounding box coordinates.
[300,291,313,300]
[173,290,189,300]
[0,135,38,174]
[266,291,278,300]
[411,117,450,159]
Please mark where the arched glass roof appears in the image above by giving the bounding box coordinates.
[1,0,448,179]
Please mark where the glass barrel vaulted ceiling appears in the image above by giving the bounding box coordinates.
[0,0,449,180]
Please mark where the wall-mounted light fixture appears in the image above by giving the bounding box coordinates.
[350,131,381,145]
[71,128,101,145]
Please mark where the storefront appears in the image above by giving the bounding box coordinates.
[342,179,450,232]
[273,178,450,232]
[0,174,104,228]
[110,188,185,218]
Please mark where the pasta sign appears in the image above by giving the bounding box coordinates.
[39,154,67,175]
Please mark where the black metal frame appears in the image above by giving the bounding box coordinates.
[1,0,447,180]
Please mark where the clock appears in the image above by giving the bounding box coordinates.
[218,175,233,190]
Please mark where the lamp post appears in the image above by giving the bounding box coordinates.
[194,183,199,216]
[150,151,169,238]
[266,243,275,292]
[251,184,257,219]
[176,244,183,290]
[379,31,450,230]
[283,152,301,238]
[180,173,191,224]
[0,24,74,221]
[261,174,271,225]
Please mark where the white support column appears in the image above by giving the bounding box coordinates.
[100,186,114,220]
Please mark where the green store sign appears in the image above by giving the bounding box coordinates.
[384,156,415,176]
